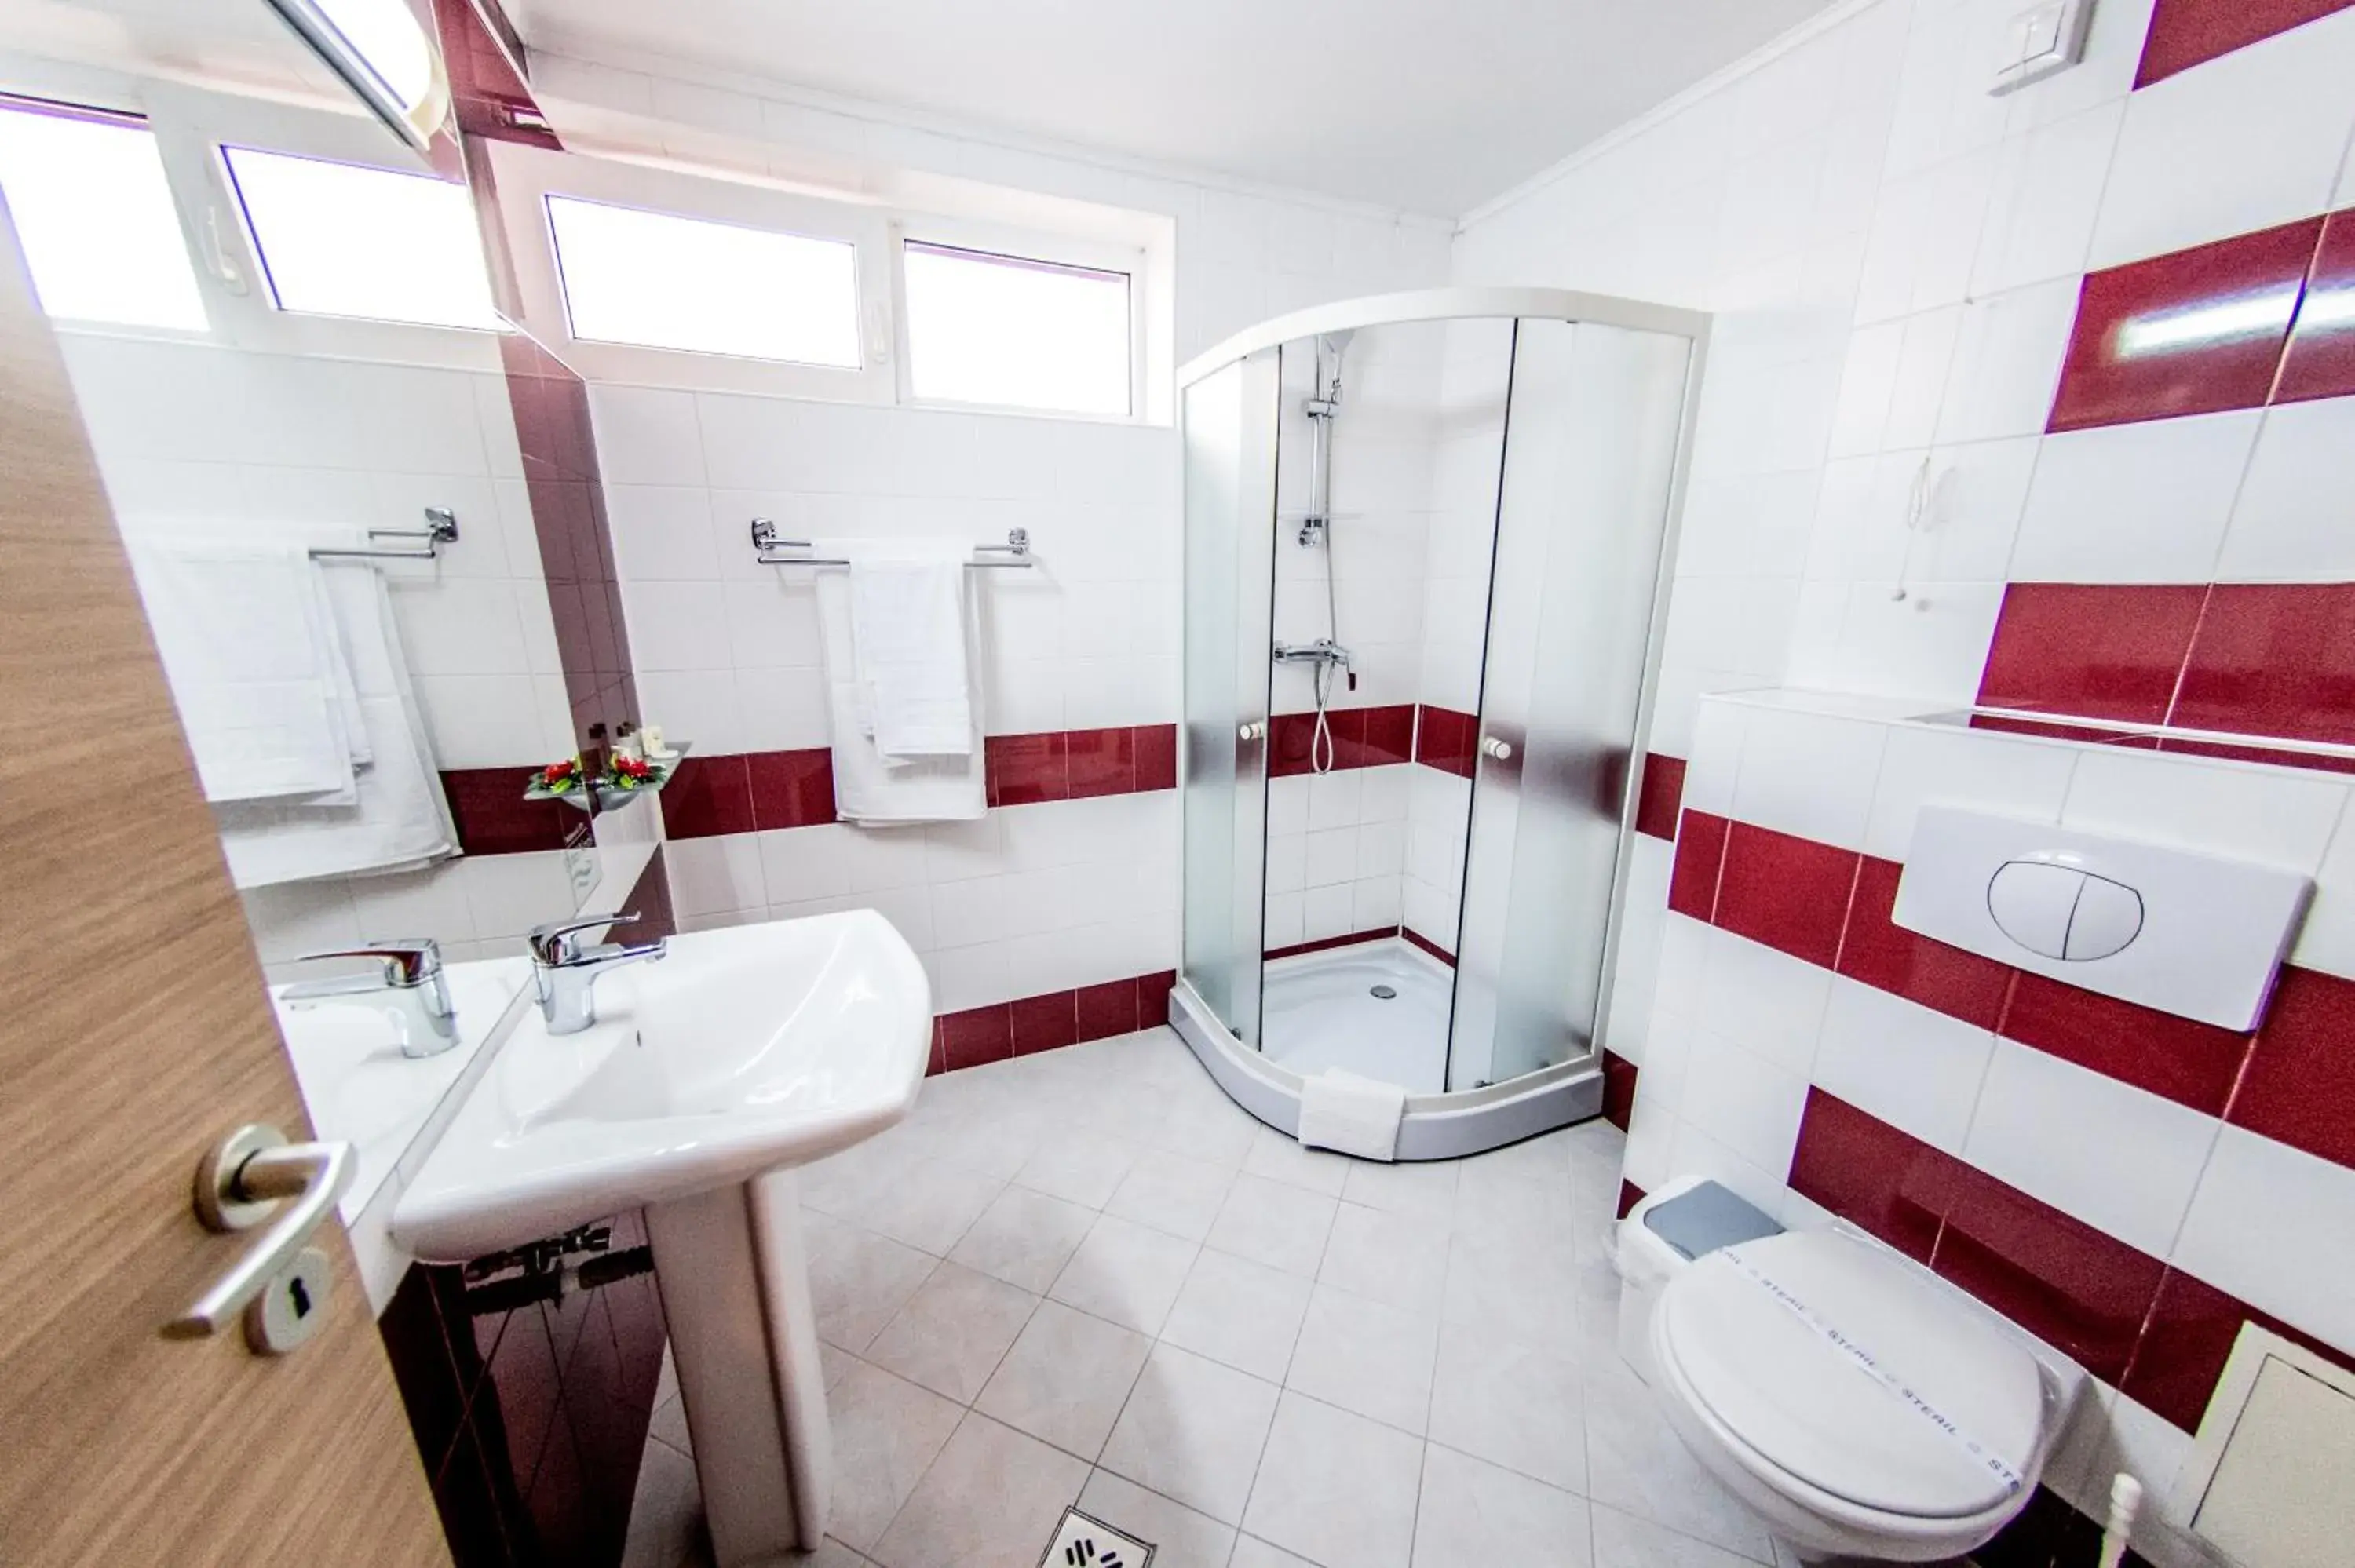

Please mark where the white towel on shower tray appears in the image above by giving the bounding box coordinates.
[1298,1068,1407,1161]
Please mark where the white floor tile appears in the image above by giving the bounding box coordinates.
[974,1299,1152,1462]
[1242,1391,1426,1568]
[1283,1284,1441,1435]
[1100,1344,1283,1524]
[1588,1502,1765,1568]
[1048,1214,1201,1336]
[870,1412,1089,1568]
[1321,1200,1454,1316]
[1426,1321,1587,1493]
[1583,1366,1776,1563]
[947,1184,1098,1293]
[805,1210,941,1354]
[862,1262,1039,1405]
[1414,1443,1593,1568]
[1159,1246,1316,1383]
[1106,1150,1241,1242]
[1205,1173,1342,1278]
[826,1360,966,1553]
[1241,1125,1354,1196]
[1015,1129,1141,1209]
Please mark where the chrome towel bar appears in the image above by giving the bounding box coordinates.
[749,517,1035,568]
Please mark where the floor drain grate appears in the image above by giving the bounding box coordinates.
[1039,1507,1153,1568]
[1370,983,1398,1000]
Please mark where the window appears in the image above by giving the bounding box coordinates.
[546,194,863,368]
[903,241,1130,415]
[222,145,503,331]
[265,0,444,150]
[0,99,206,331]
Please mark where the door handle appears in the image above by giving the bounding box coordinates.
[1481,736,1513,760]
[165,1125,354,1350]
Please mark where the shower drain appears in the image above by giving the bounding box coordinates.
[1370,983,1398,1000]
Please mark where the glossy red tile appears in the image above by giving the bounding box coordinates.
[1266,925,1400,962]
[985,731,1068,807]
[1322,707,1368,771]
[746,747,836,830]
[1064,727,1137,800]
[940,1003,1013,1070]
[2277,211,2355,403]
[1712,822,1860,970]
[1075,979,1141,1042]
[1360,704,1417,767]
[1011,991,1079,1056]
[1837,857,2016,1030]
[2135,0,2355,86]
[1634,753,1687,842]
[1787,1088,1959,1262]
[1666,809,1729,922]
[1137,970,1178,1028]
[1933,1165,2168,1385]
[1134,724,1178,792]
[442,768,578,855]
[1616,1180,1647,1220]
[1415,705,1479,779]
[927,1019,947,1078]
[1601,1049,1638,1132]
[1999,971,2254,1114]
[1401,925,1456,968]
[2122,1267,2355,1432]
[2173,583,2355,746]
[1269,711,1320,779]
[657,753,756,841]
[2229,965,2355,1169]
[1978,582,2210,725]
[2048,218,2323,432]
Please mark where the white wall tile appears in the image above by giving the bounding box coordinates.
[2172,1125,2355,1352]
[1696,928,1831,1078]
[591,385,707,485]
[1864,724,2077,861]
[1813,979,1994,1153]
[1965,1040,2219,1259]
[2217,398,2355,582]
[1727,706,1886,847]
[2010,413,2260,584]
[2061,749,2350,874]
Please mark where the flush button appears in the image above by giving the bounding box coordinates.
[1985,859,2144,961]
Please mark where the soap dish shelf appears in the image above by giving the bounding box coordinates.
[524,742,693,815]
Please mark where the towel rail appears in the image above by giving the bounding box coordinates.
[309,507,458,561]
[749,518,1034,568]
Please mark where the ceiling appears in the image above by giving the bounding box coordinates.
[506,0,1838,217]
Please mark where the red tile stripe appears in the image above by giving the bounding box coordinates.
[1789,1088,2354,1431]
[929,968,1177,1074]
[1400,925,1457,968]
[1633,753,1686,841]
[1415,704,1480,779]
[1265,925,1400,962]
[1665,809,2355,1145]
[442,767,581,855]
[1616,1179,1647,1220]
[1977,582,2355,760]
[1601,1048,1638,1132]
[2134,0,2355,88]
[1268,704,1415,778]
[2046,210,2355,433]
[657,724,1179,841]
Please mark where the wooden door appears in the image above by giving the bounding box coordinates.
[0,205,451,1564]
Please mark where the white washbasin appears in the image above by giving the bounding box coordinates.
[393,911,931,1262]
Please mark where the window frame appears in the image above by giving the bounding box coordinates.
[484,139,896,403]
[889,215,1146,423]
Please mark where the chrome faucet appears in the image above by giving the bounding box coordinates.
[527,913,668,1035]
[281,939,458,1058]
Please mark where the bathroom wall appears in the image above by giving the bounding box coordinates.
[551,62,1457,1032]
[55,330,588,968]
[1455,0,2355,1559]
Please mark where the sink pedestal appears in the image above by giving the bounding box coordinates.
[644,1169,831,1567]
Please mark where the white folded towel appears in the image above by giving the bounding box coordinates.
[216,563,459,888]
[840,541,974,759]
[129,541,356,804]
[815,556,986,824]
[1298,1069,1408,1161]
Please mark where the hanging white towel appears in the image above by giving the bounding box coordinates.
[216,563,459,888]
[129,541,356,804]
[840,541,975,760]
[815,554,986,823]
[1298,1069,1408,1161]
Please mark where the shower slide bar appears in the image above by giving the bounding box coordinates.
[748,518,1035,568]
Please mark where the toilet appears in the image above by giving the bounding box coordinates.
[1616,1179,2085,1563]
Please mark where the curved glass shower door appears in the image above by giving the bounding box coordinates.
[1179,348,1279,1043]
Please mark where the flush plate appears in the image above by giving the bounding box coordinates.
[1894,805,2312,1030]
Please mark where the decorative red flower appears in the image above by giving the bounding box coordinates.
[538,757,580,790]
[608,756,654,785]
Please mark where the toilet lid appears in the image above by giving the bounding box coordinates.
[1658,1231,2047,1520]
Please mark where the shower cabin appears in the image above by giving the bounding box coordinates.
[1174,288,1708,1158]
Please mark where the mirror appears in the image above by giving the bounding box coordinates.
[0,3,644,1215]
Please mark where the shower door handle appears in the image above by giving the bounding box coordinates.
[1481,736,1513,761]
[1239,721,1266,742]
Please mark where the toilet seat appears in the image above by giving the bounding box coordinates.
[1649,1231,2057,1554]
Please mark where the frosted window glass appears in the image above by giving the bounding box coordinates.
[904,241,1129,415]
[224,146,502,331]
[547,194,861,368]
[0,104,206,331]
[311,0,437,111]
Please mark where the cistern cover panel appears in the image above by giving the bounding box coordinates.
[1659,1231,2046,1519]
